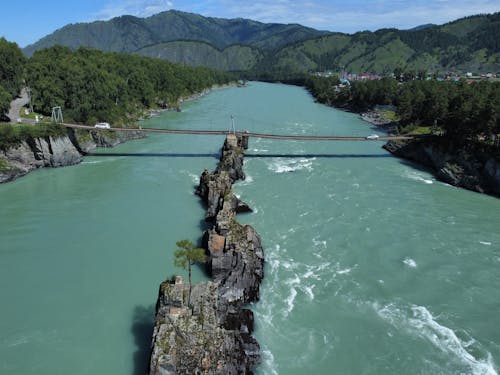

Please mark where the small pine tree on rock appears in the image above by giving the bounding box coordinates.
[173,239,207,307]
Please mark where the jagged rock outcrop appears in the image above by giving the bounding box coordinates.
[384,137,500,197]
[0,136,81,183]
[68,127,145,153]
[149,134,263,375]
[0,129,145,183]
[215,136,246,182]
[149,278,259,375]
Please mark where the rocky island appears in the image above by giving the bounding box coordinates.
[148,134,264,374]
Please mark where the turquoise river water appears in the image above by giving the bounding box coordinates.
[0,82,499,374]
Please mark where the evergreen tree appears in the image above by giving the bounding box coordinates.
[173,240,207,307]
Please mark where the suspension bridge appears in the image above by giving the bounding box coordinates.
[60,123,415,141]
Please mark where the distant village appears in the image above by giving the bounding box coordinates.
[314,71,500,84]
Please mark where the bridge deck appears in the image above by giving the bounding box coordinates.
[62,123,414,141]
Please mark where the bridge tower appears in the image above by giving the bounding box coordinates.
[229,115,236,134]
[51,106,63,123]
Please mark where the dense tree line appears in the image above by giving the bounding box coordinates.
[25,46,233,125]
[306,76,500,142]
[0,38,26,117]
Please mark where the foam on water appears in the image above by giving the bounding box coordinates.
[303,285,315,300]
[265,240,342,318]
[6,336,29,348]
[479,241,492,246]
[284,287,297,316]
[188,173,199,184]
[337,268,352,275]
[377,303,498,375]
[267,157,315,174]
[239,174,254,186]
[312,238,327,248]
[260,349,278,375]
[403,258,417,268]
[404,170,434,185]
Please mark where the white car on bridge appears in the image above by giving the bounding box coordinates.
[95,122,110,129]
[365,134,379,140]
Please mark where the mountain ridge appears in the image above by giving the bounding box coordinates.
[23,10,500,74]
[23,10,327,56]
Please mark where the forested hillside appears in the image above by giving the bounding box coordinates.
[23,11,500,74]
[23,10,326,57]
[25,46,232,124]
[135,41,263,71]
[262,13,500,75]
[0,38,26,118]
[306,76,500,142]
[0,39,232,125]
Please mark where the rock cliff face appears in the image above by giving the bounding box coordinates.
[384,138,500,197]
[149,134,264,374]
[0,128,144,183]
[0,136,81,183]
[67,127,145,153]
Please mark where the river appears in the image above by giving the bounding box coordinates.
[0,82,499,374]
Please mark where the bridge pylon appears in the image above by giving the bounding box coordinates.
[229,115,236,134]
[51,106,63,124]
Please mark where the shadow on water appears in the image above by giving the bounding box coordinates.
[87,152,219,158]
[131,305,155,375]
[396,158,437,174]
[88,152,392,159]
[246,153,392,158]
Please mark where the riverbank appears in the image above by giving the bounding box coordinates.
[149,134,264,374]
[0,127,144,183]
[323,99,500,198]
[359,105,400,134]
[384,137,500,197]
[144,83,238,119]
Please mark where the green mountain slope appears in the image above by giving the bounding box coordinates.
[23,10,326,57]
[136,41,263,71]
[23,10,500,74]
[261,12,500,74]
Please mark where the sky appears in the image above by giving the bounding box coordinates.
[2,0,499,47]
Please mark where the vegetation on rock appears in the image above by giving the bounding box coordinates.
[173,239,207,307]
[0,123,67,150]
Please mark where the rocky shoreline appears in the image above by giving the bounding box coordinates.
[148,134,264,374]
[354,107,500,198]
[0,128,144,183]
[384,138,500,197]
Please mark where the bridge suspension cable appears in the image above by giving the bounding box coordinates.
[59,123,414,141]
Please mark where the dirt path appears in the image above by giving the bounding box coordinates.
[7,88,29,122]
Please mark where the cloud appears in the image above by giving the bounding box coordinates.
[93,0,499,32]
[191,0,499,32]
[95,0,174,20]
